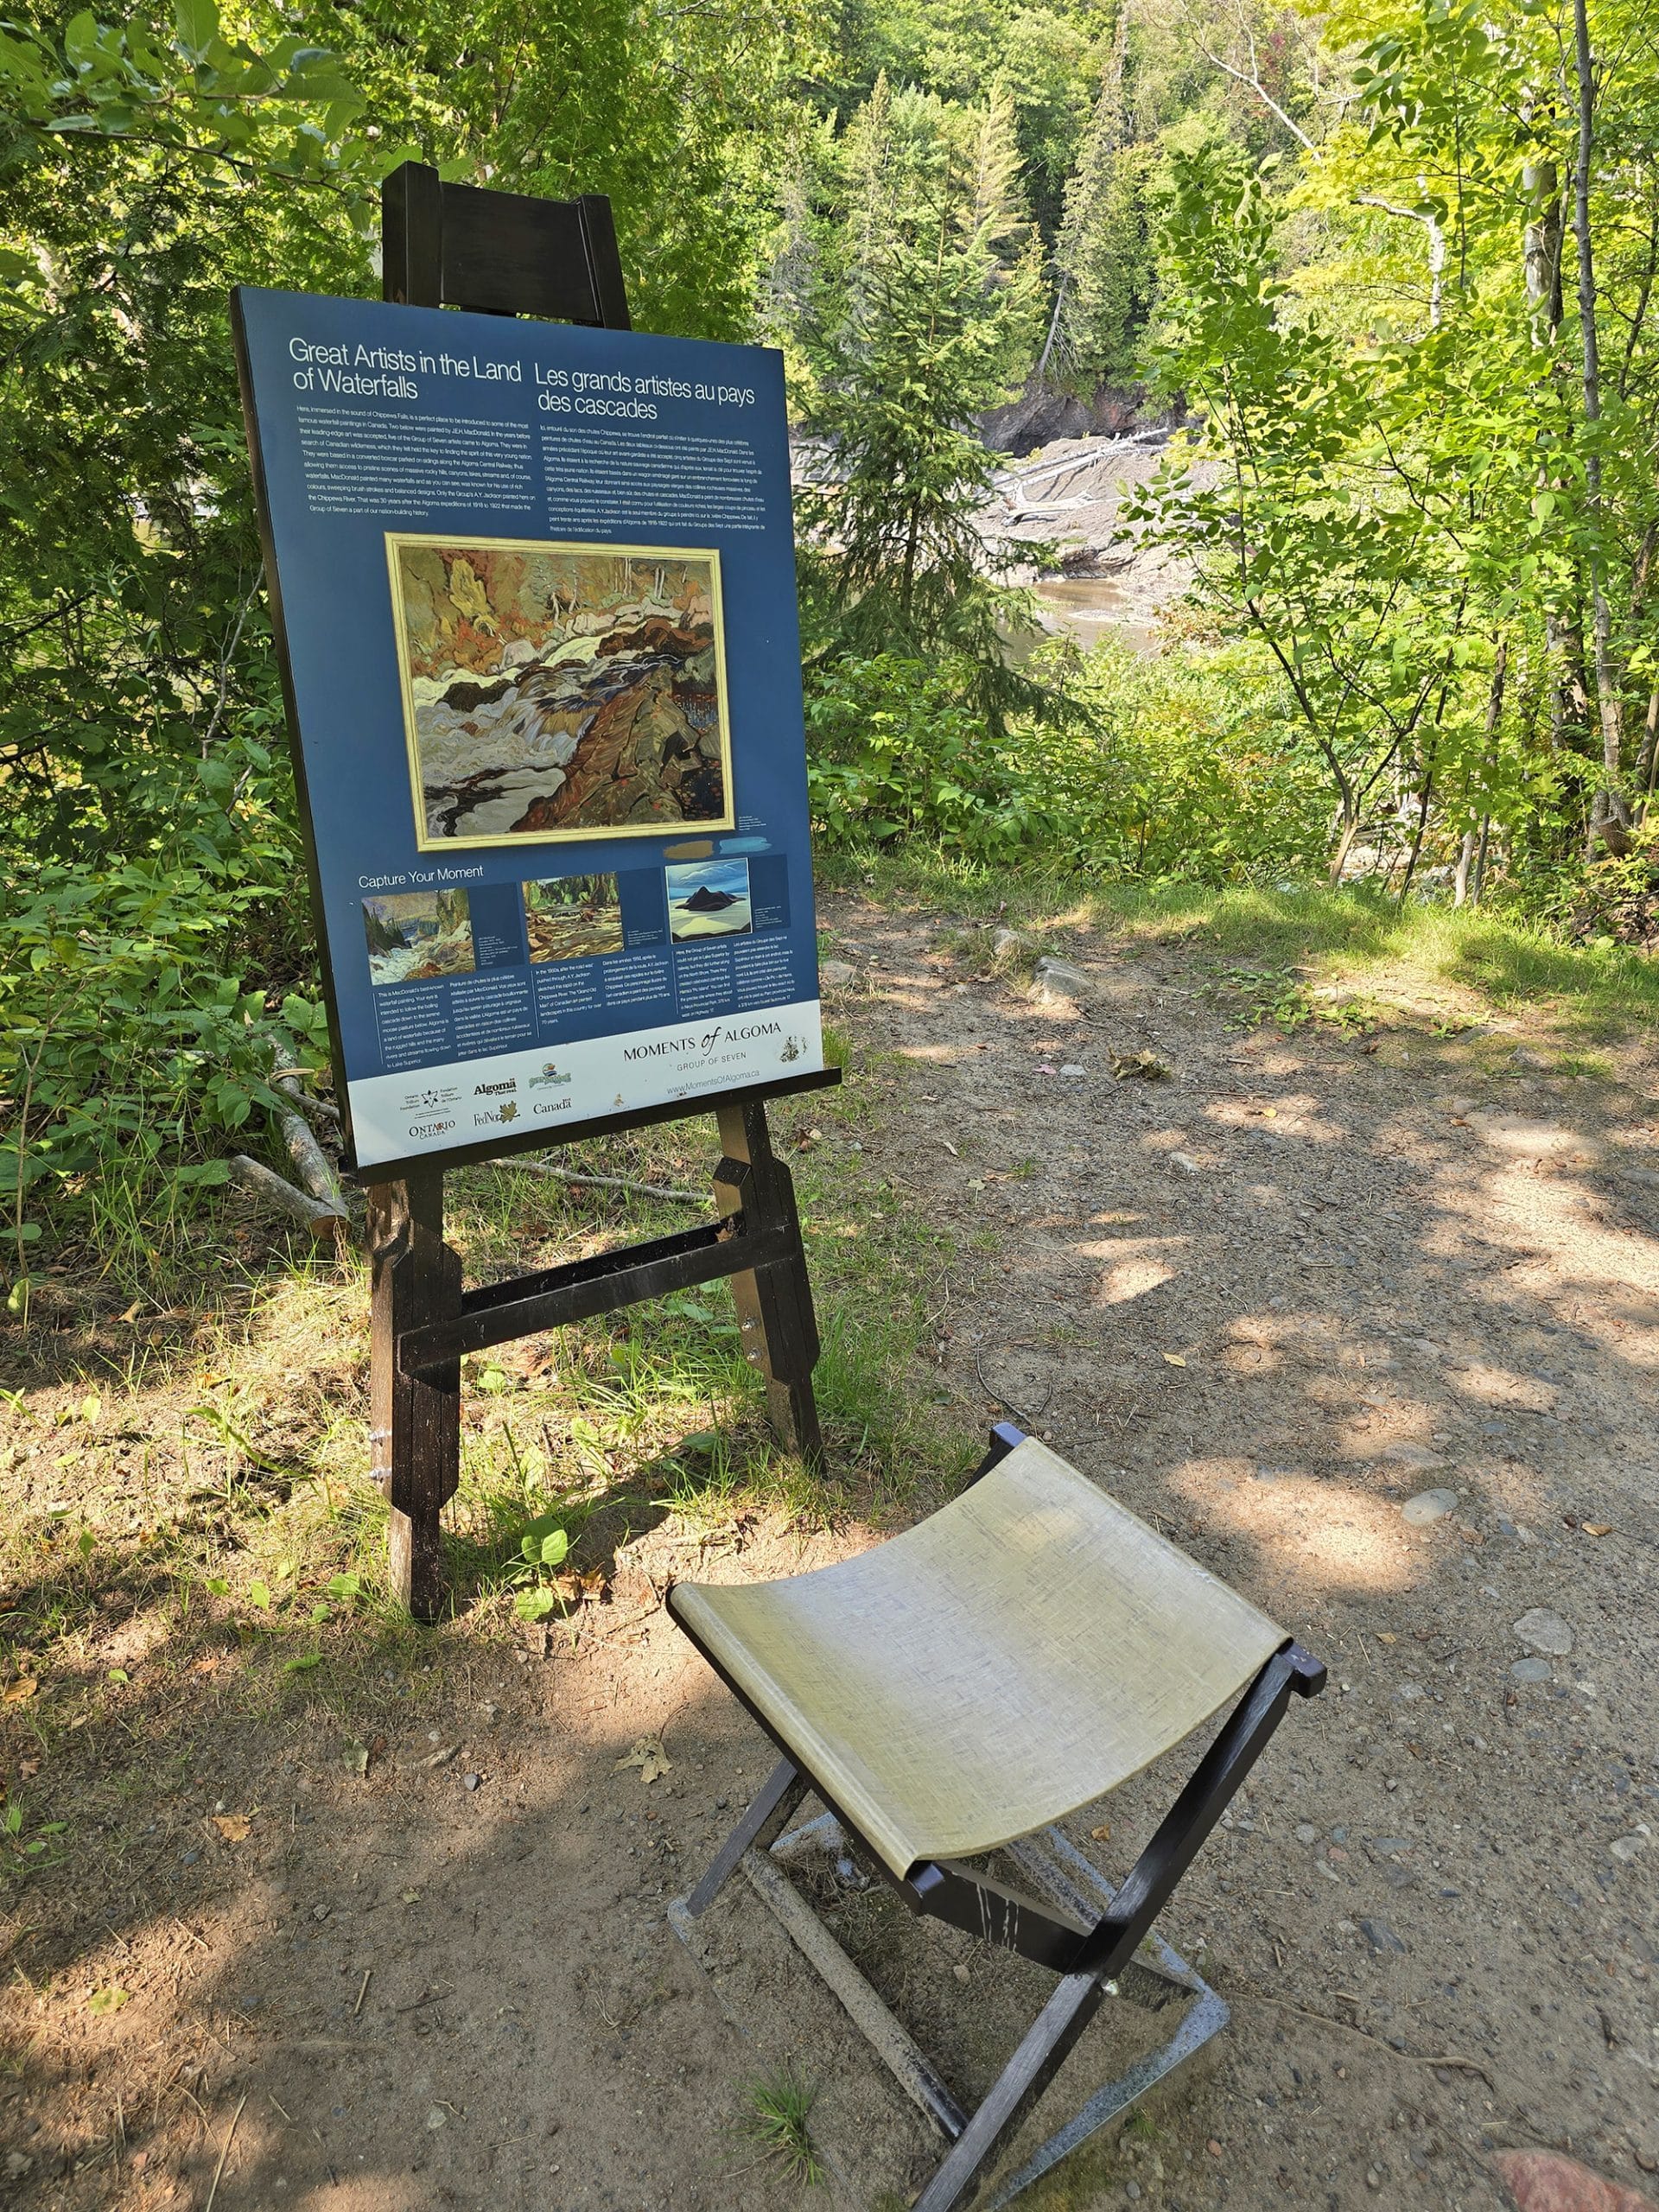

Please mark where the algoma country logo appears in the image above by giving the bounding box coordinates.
[528,1059,572,1092]
[474,1077,518,1097]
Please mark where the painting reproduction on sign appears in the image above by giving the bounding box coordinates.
[522,872,625,962]
[386,536,733,849]
[362,889,476,987]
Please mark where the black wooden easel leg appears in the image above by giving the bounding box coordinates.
[714,1099,825,1468]
[367,1166,463,1622]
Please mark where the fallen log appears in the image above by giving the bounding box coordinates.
[229,1154,347,1241]
[273,1075,351,1226]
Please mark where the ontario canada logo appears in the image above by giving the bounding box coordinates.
[408,1118,457,1140]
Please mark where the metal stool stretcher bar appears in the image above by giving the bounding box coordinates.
[668,1425,1325,2210]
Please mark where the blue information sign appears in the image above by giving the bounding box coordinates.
[232,285,823,1175]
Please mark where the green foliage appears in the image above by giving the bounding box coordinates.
[783,76,1049,724]
[0,735,327,1297]
[508,1515,571,1622]
[351,0,822,341]
[804,640,1330,874]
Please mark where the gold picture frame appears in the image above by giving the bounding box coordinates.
[384,531,735,851]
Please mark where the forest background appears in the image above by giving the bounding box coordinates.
[3,0,1659,1279]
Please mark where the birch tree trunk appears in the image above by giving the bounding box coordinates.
[1571,0,1629,850]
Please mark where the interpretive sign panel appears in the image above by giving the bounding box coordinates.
[232,286,823,1177]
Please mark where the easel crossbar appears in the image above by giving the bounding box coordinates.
[397,1209,793,1373]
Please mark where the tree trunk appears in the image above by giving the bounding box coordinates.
[1455,640,1508,905]
[1635,688,1659,818]
[1472,815,1493,904]
[1398,763,1435,904]
[1329,805,1362,885]
[1571,0,1627,849]
[1453,828,1478,906]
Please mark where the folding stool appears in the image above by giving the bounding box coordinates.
[667,1424,1325,2209]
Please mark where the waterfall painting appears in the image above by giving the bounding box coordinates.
[385,534,734,850]
[362,889,477,988]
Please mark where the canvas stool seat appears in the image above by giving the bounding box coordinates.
[670,1437,1287,1878]
[669,1426,1325,2212]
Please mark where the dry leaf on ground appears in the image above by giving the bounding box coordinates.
[615,1735,671,1784]
[1113,1050,1171,1081]
[210,1814,252,1842]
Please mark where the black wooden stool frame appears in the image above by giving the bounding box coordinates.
[671,1424,1326,2211]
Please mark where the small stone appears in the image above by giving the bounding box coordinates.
[463,1772,480,1792]
[1032,956,1090,1004]
[1380,1441,1446,1471]
[1510,1048,1550,1070]
[1401,1487,1459,1526]
[1510,1656,1553,1683]
[1358,1917,1407,1955]
[1513,1607,1573,1656]
[1126,2183,1142,2202]
[1366,2168,1383,2190]
[1166,1153,1201,1176]
[819,959,855,989]
[1294,1822,1318,1846]
[426,2106,448,2132]
[952,1962,969,1983]
[1034,954,1089,988]
[1609,1832,1650,1865]
[992,927,1026,958]
[1206,2139,1223,2158]
[1059,1064,1088,1078]
[3,2152,32,2180]
[313,1903,331,1921]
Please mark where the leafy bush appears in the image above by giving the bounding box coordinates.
[0,734,327,1300]
[803,639,1331,877]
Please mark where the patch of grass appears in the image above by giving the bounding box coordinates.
[737,2067,823,2188]
[0,1038,977,1777]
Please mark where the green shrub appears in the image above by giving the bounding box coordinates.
[803,638,1330,877]
[0,734,327,1299]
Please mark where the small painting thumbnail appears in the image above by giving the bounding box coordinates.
[362,890,476,988]
[523,872,625,963]
[665,858,752,942]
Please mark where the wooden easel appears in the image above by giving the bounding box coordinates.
[367,162,837,1619]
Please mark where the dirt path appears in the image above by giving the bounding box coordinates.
[3,889,1657,2211]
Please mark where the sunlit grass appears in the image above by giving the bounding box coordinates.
[819,848,1659,1039]
[0,1015,972,1774]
